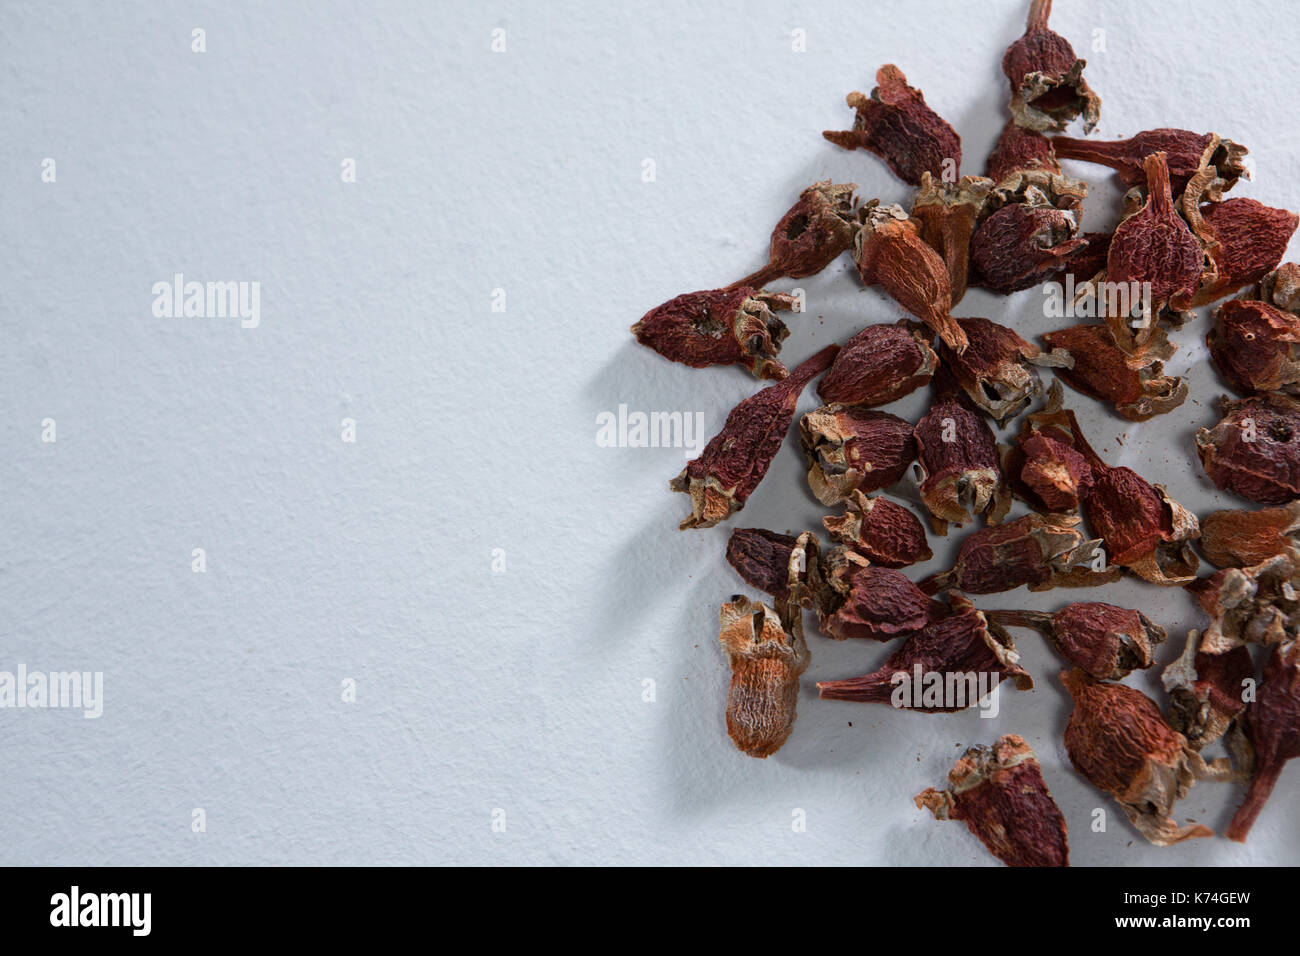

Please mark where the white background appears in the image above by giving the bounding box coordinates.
[2,0,1297,865]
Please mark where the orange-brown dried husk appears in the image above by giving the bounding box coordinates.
[915,734,1069,867]
[718,596,810,758]
[1040,323,1188,421]
[853,202,967,352]
[1199,503,1300,569]
[1189,550,1300,654]
[1162,628,1255,768]
[911,173,995,305]
[1060,668,1229,845]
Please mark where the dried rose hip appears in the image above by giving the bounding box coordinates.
[911,174,994,304]
[718,595,809,758]
[1226,639,1300,842]
[800,404,916,505]
[672,345,838,529]
[936,316,1071,424]
[822,489,932,568]
[1005,431,1094,513]
[1163,630,1254,755]
[1051,128,1248,197]
[913,394,1005,529]
[1186,198,1299,307]
[1188,551,1300,654]
[1208,299,1300,396]
[971,202,1086,295]
[1001,0,1100,133]
[731,181,861,289]
[632,286,795,380]
[986,119,1061,183]
[853,202,967,352]
[1195,394,1300,505]
[1060,668,1226,845]
[816,321,937,407]
[818,551,940,642]
[818,595,1031,709]
[1041,323,1188,421]
[726,528,801,601]
[1199,502,1300,568]
[920,514,1115,595]
[915,734,1069,868]
[989,602,1165,680]
[823,65,960,186]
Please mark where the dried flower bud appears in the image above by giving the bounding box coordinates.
[1060,668,1226,845]
[1005,431,1094,512]
[718,596,810,758]
[817,321,937,407]
[1163,629,1254,755]
[853,202,967,352]
[819,553,940,642]
[632,286,795,380]
[1187,550,1300,654]
[913,398,1004,528]
[920,514,1116,595]
[823,65,960,186]
[823,489,933,568]
[1041,323,1188,421]
[1195,393,1300,505]
[987,119,1061,183]
[800,405,916,506]
[1001,0,1100,133]
[672,345,838,529]
[733,181,861,289]
[915,734,1069,868]
[1186,198,1299,308]
[1254,262,1300,312]
[1199,502,1300,568]
[937,316,1071,424]
[1051,128,1248,197]
[911,173,995,304]
[1227,640,1300,842]
[818,595,1032,709]
[1209,299,1300,396]
[990,602,1165,680]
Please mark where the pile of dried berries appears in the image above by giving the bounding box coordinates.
[631,0,1299,865]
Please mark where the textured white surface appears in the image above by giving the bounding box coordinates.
[2,0,1298,865]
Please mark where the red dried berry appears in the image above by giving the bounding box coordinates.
[822,489,932,569]
[986,119,1061,183]
[990,602,1165,680]
[1051,128,1248,197]
[1208,299,1300,396]
[913,396,1004,529]
[1163,630,1254,756]
[732,181,861,289]
[1001,0,1100,133]
[718,596,809,758]
[936,316,1071,424]
[1005,431,1094,512]
[1186,198,1299,307]
[1198,502,1300,569]
[800,405,916,505]
[632,286,795,380]
[1196,394,1300,505]
[911,174,995,304]
[1041,323,1188,421]
[818,553,940,642]
[817,321,937,407]
[1227,640,1300,842]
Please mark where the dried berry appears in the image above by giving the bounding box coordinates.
[1199,502,1300,568]
[989,602,1165,680]
[853,202,967,352]
[817,321,937,407]
[912,395,1004,529]
[822,489,933,569]
[1163,630,1254,756]
[818,595,1031,709]
[1001,0,1100,133]
[823,65,960,186]
[920,514,1116,595]
[1188,551,1300,654]
[672,345,838,529]
[1005,431,1094,513]
[971,201,1087,295]
[800,404,916,506]
[632,286,795,380]
[1208,299,1300,396]
[718,596,809,758]
[1041,323,1188,421]
[1227,640,1300,842]
[731,181,861,289]
[1185,198,1299,307]
[1195,393,1300,505]
[818,551,941,642]
[986,119,1060,183]
[911,174,994,304]
[1051,128,1248,197]
[936,316,1071,424]
[726,528,800,601]
[1060,668,1227,845]
[915,734,1069,868]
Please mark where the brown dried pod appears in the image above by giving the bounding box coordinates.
[989,602,1165,680]
[731,181,861,290]
[1187,550,1300,654]
[672,345,838,529]
[823,489,933,569]
[1001,0,1100,133]
[1041,323,1188,421]
[920,514,1116,596]
[912,396,1005,529]
[936,316,1071,424]
[1254,262,1300,313]
[853,202,967,352]
[818,549,942,642]
[817,321,937,407]
[818,594,1032,709]
[915,734,1069,868]
[800,405,916,506]
[986,119,1061,184]
[1162,629,1254,756]
[1227,639,1300,842]
[1208,299,1300,396]
[1060,668,1228,846]
[1195,393,1300,505]
[718,595,810,758]
[1051,128,1248,198]
[632,286,795,380]
[911,173,995,304]
[1005,431,1094,513]
[1199,502,1300,568]
[823,65,961,186]
[1185,198,1299,308]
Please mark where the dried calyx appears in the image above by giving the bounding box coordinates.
[632,287,797,380]
[1041,323,1188,421]
[987,119,1061,183]
[1253,262,1300,313]
[817,320,937,407]
[1051,128,1248,198]
[730,181,862,290]
[1187,550,1300,654]
[989,602,1165,680]
[1195,393,1300,505]
[970,171,1089,294]
[1001,0,1100,133]
[822,489,933,569]
[1226,640,1300,842]
[800,404,916,505]
[916,734,1069,867]
[725,528,824,603]
[718,595,810,758]
[816,549,946,642]
[936,316,1071,424]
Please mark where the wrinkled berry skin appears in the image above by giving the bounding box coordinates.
[632,287,795,380]
[1208,299,1300,396]
[1196,395,1300,505]
[817,321,936,407]
[800,405,916,505]
[1001,0,1100,133]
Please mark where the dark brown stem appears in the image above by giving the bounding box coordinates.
[727,264,783,292]
[1027,0,1052,33]
[1050,135,1128,168]
[1143,152,1174,217]
[986,609,1054,633]
[1226,760,1284,843]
